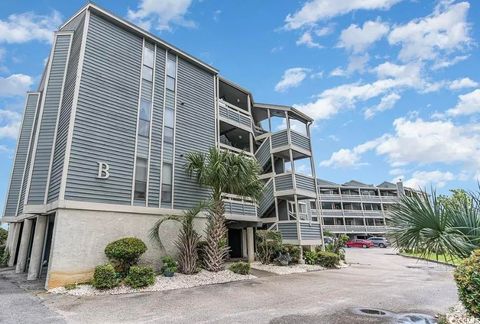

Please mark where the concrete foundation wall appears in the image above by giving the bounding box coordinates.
[46,208,208,289]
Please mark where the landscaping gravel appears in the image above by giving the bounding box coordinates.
[250,262,325,274]
[446,303,480,324]
[49,270,256,296]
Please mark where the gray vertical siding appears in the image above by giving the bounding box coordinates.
[278,223,298,240]
[148,48,165,207]
[173,58,215,209]
[60,11,86,31]
[28,34,72,205]
[3,93,40,216]
[48,15,86,203]
[65,13,142,204]
[300,223,321,240]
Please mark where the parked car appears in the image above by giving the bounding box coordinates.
[368,237,389,248]
[345,239,374,248]
[323,237,334,245]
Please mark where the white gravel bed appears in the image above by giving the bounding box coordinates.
[49,270,255,296]
[251,262,325,274]
[446,303,480,324]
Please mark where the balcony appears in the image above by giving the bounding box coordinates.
[343,210,364,217]
[274,173,316,199]
[322,225,347,233]
[318,193,342,201]
[339,194,363,203]
[218,99,252,132]
[380,196,399,203]
[223,195,258,222]
[366,226,387,233]
[270,129,311,159]
[321,209,343,216]
[277,221,322,242]
[363,210,384,217]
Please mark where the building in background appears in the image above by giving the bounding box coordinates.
[315,179,414,239]
[2,3,321,289]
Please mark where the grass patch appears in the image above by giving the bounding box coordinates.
[401,251,463,266]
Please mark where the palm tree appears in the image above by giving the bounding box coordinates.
[149,204,204,275]
[388,189,480,261]
[185,147,263,271]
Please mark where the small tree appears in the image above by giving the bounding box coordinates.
[104,237,147,276]
[150,204,204,275]
[185,148,263,271]
[256,230,282,264]
[454,249,480,319]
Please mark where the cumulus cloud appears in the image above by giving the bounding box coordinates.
[0,74,33,97]
[446,89,480,116]
[449,78,478,90]
[0,109,22,140]
[284,0,401,30]
[0,11,61,44]
[364,92,401,119]
[403,170,455,189]
[320,117,480,175]
[338,20,389,53]
[275,68,311,92]
[388,1,471,62]
[127,0,195,31]
[296,31,322,48]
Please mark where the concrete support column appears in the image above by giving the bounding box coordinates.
[27,216,48,280]
[298,245,305,264]
[241,229,247,258]
[246,227,254,263]
[7,223,22,267]
[15,219,33,273]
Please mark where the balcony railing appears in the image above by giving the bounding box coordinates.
[380,196,399,203]
[366,226,387,232]
[318,194,342,201]
[223,195,257,221]
[323,225,388,233]
[218,99,252,130]
[270,129,311,154]
[321,209,343,216]
[275,173,316,197]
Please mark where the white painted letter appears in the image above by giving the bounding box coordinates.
[97,162,110,179]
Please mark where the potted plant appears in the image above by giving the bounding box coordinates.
[161,256,177,277]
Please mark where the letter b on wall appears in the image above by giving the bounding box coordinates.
[97,162,110,179]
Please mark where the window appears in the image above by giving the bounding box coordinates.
[134,158,147,200]
[310,201,317,209]
[166,76,175,91]
[142,65,153,82]
[140,99,151,121]
[143,47,154,68]
[138,119,150,137]
[164,108,174,127]
[161,163,172,203]
[167,58,176,77]
[164,127,174,143]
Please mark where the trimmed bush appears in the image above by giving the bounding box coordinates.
[454,249,480,318]
[0,247,9,267]
[92,264,119,289]
[229,262,251,275]
[161,256,178,277]
[256,230,282,264]
[281,245,301,263]
[316,251,340,268]
[304,251,318,265]
[104,237,147,276]
[125,265,156,288]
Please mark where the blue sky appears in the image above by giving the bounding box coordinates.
[0,0,479,213]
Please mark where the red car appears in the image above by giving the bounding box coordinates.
[345,239,374,248]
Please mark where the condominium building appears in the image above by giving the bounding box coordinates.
[315,179,414,239]
[2,3,321,289]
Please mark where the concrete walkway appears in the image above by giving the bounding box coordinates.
[1,248,458,323]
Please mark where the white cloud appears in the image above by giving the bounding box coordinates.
[388,1,471,62]
[284,0,401,30]
[275,68,310,92]
[213,10,221,22]
[403,170,455,189]
[0,11,61,44]
[449,78,478,90]
[329,67,346,77]
[314,26,334,37]
[0,74,33,97]
[320,139,380,168]
[364,92,401,119]
[338,20,389,53]
[432,54,469,70]
[127,0,195,31]
[446,89,480,116]
[296,31,322,48]
[0,109,22,140]
[321,117,480,176]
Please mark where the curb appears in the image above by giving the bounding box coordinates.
[397,253,456,267]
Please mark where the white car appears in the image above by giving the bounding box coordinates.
[367,237,389,248]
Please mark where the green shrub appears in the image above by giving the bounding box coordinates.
[454,249,480,318]
[92,264,119,289]
[125,265,156,288]
[0,247,9,267]
[104,237,147,276]
[316,251,340,268]
[304,251,318,265]
[0,228,7,247]
[256,230,282,264]
[161,256,178,276]
[229,262,251,275]
[281,245,301,263]
[274,252,292,266]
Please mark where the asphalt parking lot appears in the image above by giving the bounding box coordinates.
[0,248,457,323]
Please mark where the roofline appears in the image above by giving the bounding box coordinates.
[61,3,218,75]
[253,103,314,123]
[218,76,253,98]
